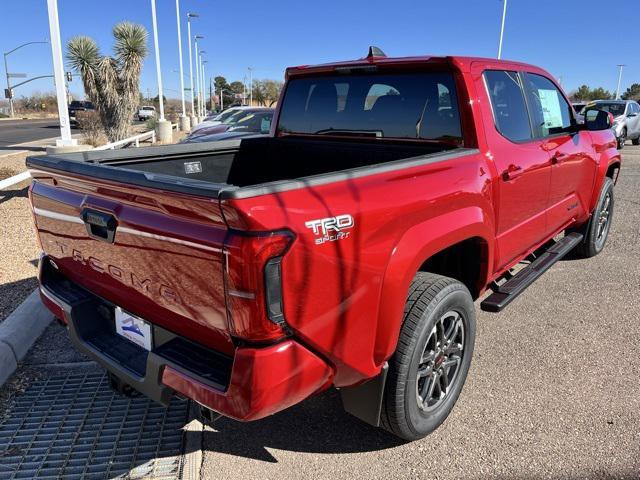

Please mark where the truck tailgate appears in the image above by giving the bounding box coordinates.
[29,166,234,355]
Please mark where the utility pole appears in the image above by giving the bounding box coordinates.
[175,0,189,131]
[187,13,198,124]
[46,0,76,149]
[497,0,508,59]
[150,0,171,142]
[615,64,626,99]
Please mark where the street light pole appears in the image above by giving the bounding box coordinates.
[615,64,626,99]
[150,0,165,121]
[248,67,253,106]
[202,60,208,115]
[3,41,48,118]
[199,53,206,116]
[242,74,247,106]
[497,0,508,59]
[150,0,172,143]
[45,0,75,148]
[186,13,198,121]
[194,35,203,119]
[174,0,187,130]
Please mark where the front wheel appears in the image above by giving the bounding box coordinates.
[574,177,614,258]
[381,273,476,440]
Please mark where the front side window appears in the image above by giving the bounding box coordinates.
[277,72,462,142]
[483,70,532,142]
[523,73,572,137]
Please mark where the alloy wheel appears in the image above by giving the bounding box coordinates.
[416,310,465,412]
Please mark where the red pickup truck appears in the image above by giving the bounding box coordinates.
[28,49,620,440]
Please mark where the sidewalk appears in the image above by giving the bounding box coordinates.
[0,321,201,479]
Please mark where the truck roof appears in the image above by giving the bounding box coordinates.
[286,53,550,79]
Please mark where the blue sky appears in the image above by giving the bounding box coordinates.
[1,0,637,101]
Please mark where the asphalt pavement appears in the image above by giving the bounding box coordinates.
[1,145,639,479]
[0,118,75,151]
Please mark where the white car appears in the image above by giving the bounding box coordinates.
[137,106,156,121]
[191,106,252,133]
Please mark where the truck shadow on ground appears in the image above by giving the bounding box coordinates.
[201,389,405,462]
[0,277,37,320]
[0,184,27,205]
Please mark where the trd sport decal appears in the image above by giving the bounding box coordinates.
[305,214,354,245]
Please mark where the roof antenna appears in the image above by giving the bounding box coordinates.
[367,46,386,59]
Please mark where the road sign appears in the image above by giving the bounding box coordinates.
[4,88,13,99]
[7,73,27,79]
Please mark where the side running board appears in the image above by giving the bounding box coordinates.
[481,232,583,313]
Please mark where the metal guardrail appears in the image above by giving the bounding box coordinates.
[2,125,182,190]
[0,171,30,190]
[94,130,156,150]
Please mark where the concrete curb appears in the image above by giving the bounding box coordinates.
[0,289,54,386]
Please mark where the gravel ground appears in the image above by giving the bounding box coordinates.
[0,152,34,180]
[0,176,40,323]
[200,145,640,479]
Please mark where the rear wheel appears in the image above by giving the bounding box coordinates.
[381,273,476,440]
[632,136,640,146]
[617,129,626,149]
[574,177,614,258]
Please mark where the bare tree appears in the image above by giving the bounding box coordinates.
[67,22,148,142]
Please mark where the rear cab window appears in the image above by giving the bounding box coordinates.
[483,70,532,142]
[276,72,463,144]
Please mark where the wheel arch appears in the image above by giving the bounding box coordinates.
[372,207,493,368]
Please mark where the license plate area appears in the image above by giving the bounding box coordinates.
[115,307,153,351]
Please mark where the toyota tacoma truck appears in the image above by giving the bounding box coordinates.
[27,49,620,440]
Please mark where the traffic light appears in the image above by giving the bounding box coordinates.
[66,71,72,82]
[4,88,13,99]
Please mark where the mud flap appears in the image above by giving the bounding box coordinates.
[339,362,388,427]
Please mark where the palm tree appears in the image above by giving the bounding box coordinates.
[67,22,147,142]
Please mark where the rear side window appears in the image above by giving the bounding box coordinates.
[277,72,462,142]
[523,73,572,137]
[484,70,532,142]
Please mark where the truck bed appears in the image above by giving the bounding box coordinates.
[27,136,465,199]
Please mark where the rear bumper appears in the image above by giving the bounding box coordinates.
[38,256,332,421]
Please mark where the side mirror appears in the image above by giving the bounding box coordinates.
[584,108,612,131]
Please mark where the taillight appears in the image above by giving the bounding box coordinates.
[223,230,294,342]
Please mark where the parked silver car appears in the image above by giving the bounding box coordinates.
[581,100,640,149]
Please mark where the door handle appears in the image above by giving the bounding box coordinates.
[502,164,522,181]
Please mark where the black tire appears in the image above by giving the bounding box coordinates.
[574,177,614,258]
[632,136,640,146]
[381,272,476,440]
[617,129,626,149]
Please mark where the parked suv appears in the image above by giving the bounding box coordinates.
[28,52,620,440]
[583,100,640,148]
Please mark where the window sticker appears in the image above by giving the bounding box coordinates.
[538,88,563,131]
